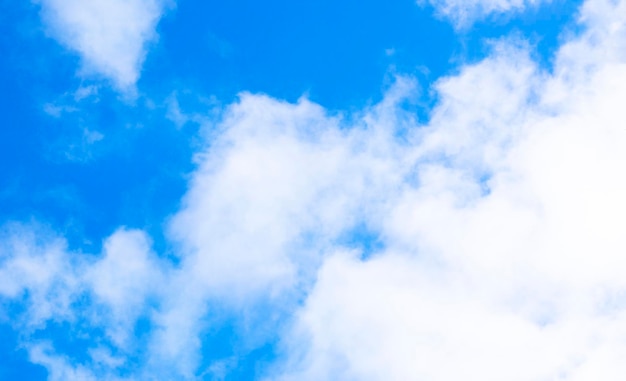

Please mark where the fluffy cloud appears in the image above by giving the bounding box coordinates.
[87,229,164,347]
[159,1,626,373]
[0,227,162,379]
[37,0,170,92]
[4,0,626,379]
[142,84,415,375]
[267,1,626,379]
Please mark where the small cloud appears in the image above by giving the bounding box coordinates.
[57,128,105,162]
[420,0,548,27]
[43,103,63,118]
[73,85,98,102]
[88,347,125,368]
[43,102,78,118]
[83,129,104,144]
[38,0,172,94]
[165,93,189,127]
[165,91,219,128]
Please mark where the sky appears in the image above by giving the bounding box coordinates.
[2,0,626,380]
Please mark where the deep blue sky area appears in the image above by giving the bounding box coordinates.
[146,0,456,109]
[0,0,588,379]
[0,325,47,379]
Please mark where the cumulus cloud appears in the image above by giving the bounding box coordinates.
[4,0,626,379]
[267,1,626,379]
[157,1,626,372]
[37,0,170,92]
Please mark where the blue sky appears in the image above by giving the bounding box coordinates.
[0,0,580,250]
[2,0,626,380]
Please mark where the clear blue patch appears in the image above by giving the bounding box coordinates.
[338,222,385,260]
[197,302,284,381]
[144,0,458,111]
[0,325,47,380]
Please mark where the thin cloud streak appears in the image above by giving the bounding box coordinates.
[420,0,549,26]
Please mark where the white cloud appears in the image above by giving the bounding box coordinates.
[86,229,164,347]
[37,0,170,93]
[29,344,99,381]
[5,0,626,379]
[0,226,164,377]
[149,90,413,374]
[169,94,397,299]
[0,225,81,326]
[271,254,626,381]
[421,0,548,26]
[266,1,626,379]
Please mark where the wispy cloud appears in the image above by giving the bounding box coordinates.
[421,0,549,26]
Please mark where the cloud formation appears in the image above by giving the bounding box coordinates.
[268,1,626,378]
[3,0,626,379]
[0,226,161,380]
[37,0,170,92]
